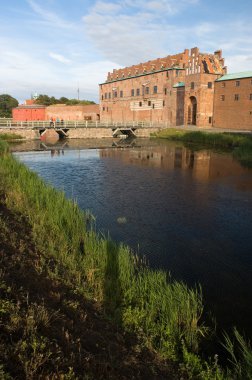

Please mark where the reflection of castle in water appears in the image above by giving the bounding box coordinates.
[100,145,252,190]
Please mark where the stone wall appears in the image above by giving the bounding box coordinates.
[46,105,100,121]
[0,126,162,140]
[213,77,252,130]
[68,127,161,139]
[0,128,40,139]
[100,69,185,125]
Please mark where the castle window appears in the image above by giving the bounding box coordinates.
[220,95,225,101]
[148,101,151,106]
[120,90,123,98]
[145,86,149,95]
[234,94,240,101]
[113,91,117,98]
[209,117,212,124]
[191,82,194,89]
[136,88,140,96]
[152,104,155,109]
[235,80,240,87]
[109,92,111,99]
[153,85,158,94]
[164,88,167,95]
[250,94,252,100]
[166,71,169,78]
[139,101,142,107]
[131,89,135,96]
[101,95,104,100]
[105,93,107,99]
[103,107,105,111]
[107,107,108,112]
[221,82,225,88]
[208,82,212,89]
[163,100,165,107]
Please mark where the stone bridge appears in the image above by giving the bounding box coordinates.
[0,120,166,140]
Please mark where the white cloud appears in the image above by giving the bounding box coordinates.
[82,0,204,66]
[0,33,120,102]
[92,1,123,14]
[83,0,252,75]
[1,0,251,103]
[226,55,252,74]
[49,52,72,64]
[26,0,77,30]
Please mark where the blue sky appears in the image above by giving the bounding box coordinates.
[1,0,252,103]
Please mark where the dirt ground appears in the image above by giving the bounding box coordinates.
[0,190,177,379]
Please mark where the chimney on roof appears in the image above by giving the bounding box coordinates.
[190,47,199,56]
[214,50,222,59]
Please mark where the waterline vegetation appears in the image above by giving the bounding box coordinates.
[152,129,252,167]
[0,138,251,379]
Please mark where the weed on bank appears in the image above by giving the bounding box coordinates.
[0,140,251,379]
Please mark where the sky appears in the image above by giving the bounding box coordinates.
[1,0,252,103]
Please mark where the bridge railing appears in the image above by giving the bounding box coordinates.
[0,119,169,129]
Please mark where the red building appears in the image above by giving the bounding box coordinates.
[12,102,99,122]
[12,103,46,121]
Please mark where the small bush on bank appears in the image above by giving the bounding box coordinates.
[0,133,23,140]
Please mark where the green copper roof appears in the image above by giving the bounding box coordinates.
[173,82,185,88]
[216,71,252,81]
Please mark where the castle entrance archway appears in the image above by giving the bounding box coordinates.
[187,96,197,125]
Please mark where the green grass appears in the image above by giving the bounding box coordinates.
[0,139,9,154]
[1,138,252,378]
[153,129,252,167]
[224,328,252,380]
[0,133,23,140]
[0,150,206,358]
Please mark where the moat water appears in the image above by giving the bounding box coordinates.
[13,138,252,339]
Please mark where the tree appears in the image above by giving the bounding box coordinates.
[58,97,69,104]
[35,94,96,106]
[35,94,52,106]
[0,94,19,118]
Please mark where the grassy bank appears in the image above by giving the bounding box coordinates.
[153,129,252,167]
[0,140,251,379]
[0,133,23,140]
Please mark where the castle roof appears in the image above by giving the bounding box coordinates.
[216,71,252,81]
[16,104,46,109]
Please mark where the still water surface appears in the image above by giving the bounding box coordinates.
[13,138,252,336]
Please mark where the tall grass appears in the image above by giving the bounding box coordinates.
[0,133,23,140]
[1,142,252,378]
[0,139,9,154]
[0,150,206,360]
[224,328,252,380]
